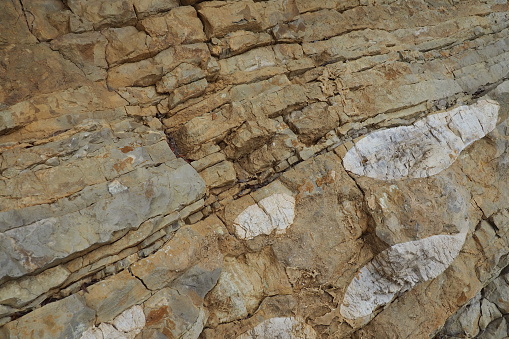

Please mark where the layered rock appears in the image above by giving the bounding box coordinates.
[1,0,509,338]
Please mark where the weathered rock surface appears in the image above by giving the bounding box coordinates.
[2,0,509,338]
[233,193,295,239]
[343,100,500,180]
[341,233,466,325]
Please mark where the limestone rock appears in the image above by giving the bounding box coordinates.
[340,233,466,325]
[132,0,179,18]
[139,254,221,338]
[169,78,209,108]
[480,298,502,331]
[286,102,341,145]
[0,265,70,308]
[137,6,206,48]
[66,0,137,29]
[80,305,145,339]
[50,31,108,81]
[156,63,206,94]
[205,248,292,326]
[0,44,86,107]
[233,193,296,240]
[237,317,316,339]
[3,1,509,338]
[20,0,68,41]
[0,0,37,44]
[357,172,473,245]
[486,274,509,314]
[84,270,150,323]
[130,216,225,291]
[197,1,263,39]
[0,158,205,282]
[441,293,482,338]
[199,160,237,189]
[103,26,153,66]
[107,59,163,88]
[478,317,507,339]
[0,294,95,339]
[343,100,500,180]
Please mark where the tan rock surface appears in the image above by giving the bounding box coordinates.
[2,1,509,338]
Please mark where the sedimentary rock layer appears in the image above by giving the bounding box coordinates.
[343,100,500,180]
[2,0,509,338]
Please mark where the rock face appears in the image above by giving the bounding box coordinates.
[2,0,509,338]
[233,193,296,239]
[341,233,466,325]
[343,100,500,180]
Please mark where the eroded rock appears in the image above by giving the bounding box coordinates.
[237,317,316,339]
[233,193,296,239]
[340,233,466,325]
[343,100,500,180]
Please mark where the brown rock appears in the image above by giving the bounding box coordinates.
[205,247,292,326]
[20,0,68,41]
[130,216,226,291]
[132,0,179,18]
[103,26,153,66]
[0,0,38,44]
[286,102,340,144]
[199,161,237,189]
[84,269,150,323]
[137,6,206,47]
[107,59,163,88]
[197,1,263,38]
[156,63,207,94]
[0,44,86,107]
[169,79,209,108]
[0,294,95,339]
[66,0,137,29]
[50,31,108,81]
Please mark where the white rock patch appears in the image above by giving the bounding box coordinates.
[340,233,466,322]
[80,305,145,339]
[237,317,316,339]
[343,99,499,180]
[233,193,295,240]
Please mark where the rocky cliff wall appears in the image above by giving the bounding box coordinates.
[1,0,509,338]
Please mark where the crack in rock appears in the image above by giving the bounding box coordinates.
[340,233,467,325]
[233,193,295,240]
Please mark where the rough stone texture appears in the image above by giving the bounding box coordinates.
[0,294,95,339]
[84,269,150,323]
[80,305,145,339]
[2,1,509,338]
[237,317,317,339]
[340,233,466,326]
[233,193,296,239]
[343,100,500,180]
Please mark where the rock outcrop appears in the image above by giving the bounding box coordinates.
[1,0,509,338]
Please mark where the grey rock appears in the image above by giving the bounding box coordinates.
[480,298,502,331]
[0,294,95,339]
[477,317,507,339]
[0,159,205,283]
[486,274,509,314]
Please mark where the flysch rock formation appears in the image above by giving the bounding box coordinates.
[343,100,500,180]
[340,233,467,326]
[233,193,296,239]
[2,0,509,338]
